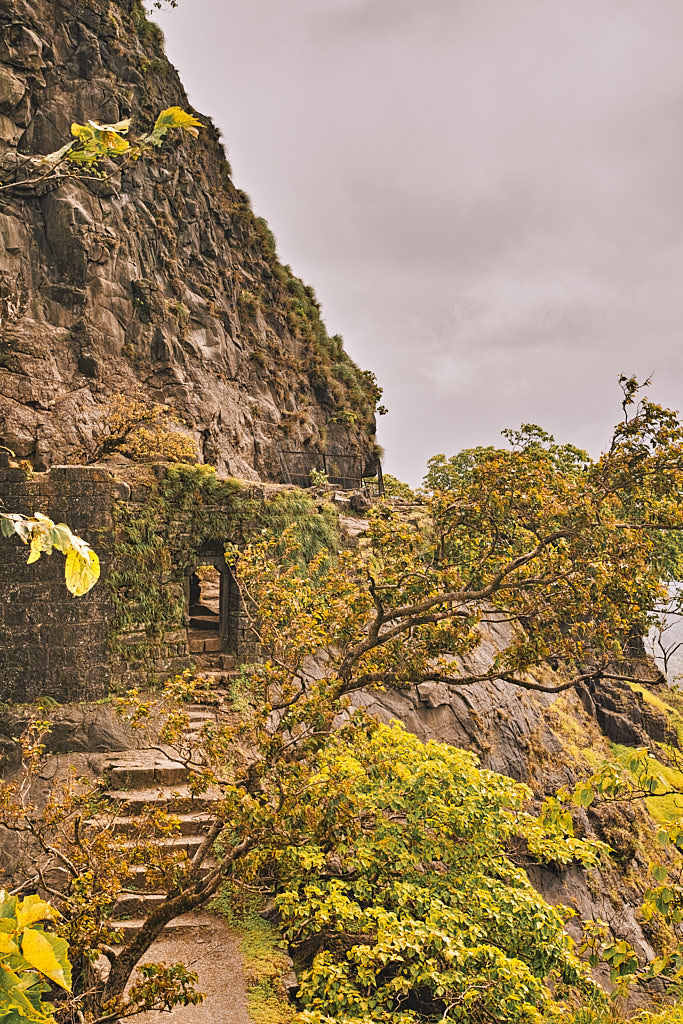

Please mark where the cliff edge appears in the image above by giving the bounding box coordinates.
[0,0,380,479]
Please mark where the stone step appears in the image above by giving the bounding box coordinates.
[184,724,215,738]
[185,721,216,734]
[92,811,217,837]
[123,858,218,891]
[189,636,225,655]
[119,833,206,857]
[202,666,239,679]
[113,912,216,943]
[105,759,190,789]
[114,892,168,918]
[190,688,232,707]
[193,653,238,671]
[188,615,221,632]
[183,707,220,725]
[185,731,212,744]
[186,707,217,720]
[104,785,222,813]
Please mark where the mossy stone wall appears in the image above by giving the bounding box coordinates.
[0,461,340,702]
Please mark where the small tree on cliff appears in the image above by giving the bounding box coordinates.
[2,378,683,1021]
[0,106,201,197]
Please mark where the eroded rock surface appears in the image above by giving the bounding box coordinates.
[0,0,377,478]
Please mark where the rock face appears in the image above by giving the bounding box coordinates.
[0,0,379,480]
[0,703,142,762]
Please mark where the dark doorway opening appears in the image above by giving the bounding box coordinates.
[187,555,240,661]
[189,567,220,631]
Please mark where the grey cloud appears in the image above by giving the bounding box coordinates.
[156,0,683,484]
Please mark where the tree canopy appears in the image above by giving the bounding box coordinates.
[234,379,683,709]
[257,723,606,1024]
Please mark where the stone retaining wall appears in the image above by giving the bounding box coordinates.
[0,461,120,701]
[0,460,258,701]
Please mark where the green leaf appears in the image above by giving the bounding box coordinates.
[0,515,16,539]
[651,863,668,884]
[0,892,18,921]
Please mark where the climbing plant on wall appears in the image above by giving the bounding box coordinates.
[107,464,341,664]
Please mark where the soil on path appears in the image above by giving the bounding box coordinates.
[133,913,252,1024]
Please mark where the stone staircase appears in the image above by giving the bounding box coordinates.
[95,720,256,1024]
[101,747,219,942]
[83,660,289,1024]
[188,631,238,671]
[98,667,237,943]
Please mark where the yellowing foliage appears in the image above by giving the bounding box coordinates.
[0,890,71,1024]
[0,511,100,596]
[46,106,203,174]
[86,394,197,464]
[0,105,202,197]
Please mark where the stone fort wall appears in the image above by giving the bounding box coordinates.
[0,461,122,702]
[0,460,272,703]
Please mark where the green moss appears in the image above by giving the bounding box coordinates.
[628,681,683,746]
[266,261,380,427]
[610,742,683,825]
[131,0,165,46]
[247,979,292,1024]
[210,884,293,1023]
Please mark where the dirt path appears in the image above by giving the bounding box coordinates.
[133,913,252,1024]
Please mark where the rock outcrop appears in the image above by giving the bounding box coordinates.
[0,0,379,479]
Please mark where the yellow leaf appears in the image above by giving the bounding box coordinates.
[0,933,18,955]
[26,540,42,565]
[64,548,100,597]
[16,895,59,931]
[21,928,71,991]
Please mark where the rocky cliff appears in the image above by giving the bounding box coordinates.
[0,0,379,479]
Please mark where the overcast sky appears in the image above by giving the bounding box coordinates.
[154,0,683,486]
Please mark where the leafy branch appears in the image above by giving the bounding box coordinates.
[0,107,202,196]
[0,511,100,596]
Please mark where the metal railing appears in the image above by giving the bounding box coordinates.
[277,449,384,495]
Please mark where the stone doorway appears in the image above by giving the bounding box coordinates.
[187,554,240,663]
